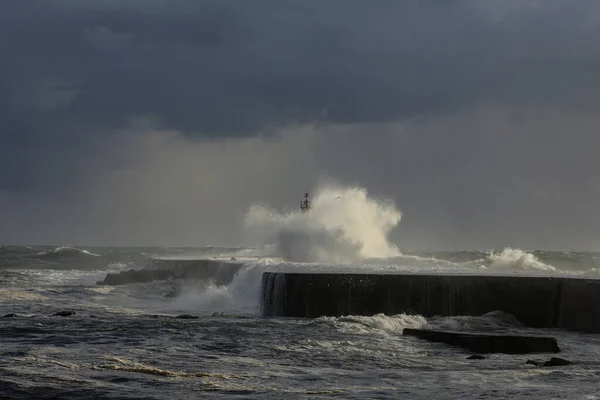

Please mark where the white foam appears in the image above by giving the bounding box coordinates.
[315,313,428,335]
[0,288,46,302]
[486,247,556,272]
[428,310,524,331]
[107,262,135,272]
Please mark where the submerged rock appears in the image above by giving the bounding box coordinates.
[544,357,572,366]
[527,357,572,367]
[176,314,199,319]
[403,328,560,354]
[52,311,76,317]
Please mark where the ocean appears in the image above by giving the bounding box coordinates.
[1,244,600,399]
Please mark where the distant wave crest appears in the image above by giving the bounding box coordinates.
[35,246,101,259]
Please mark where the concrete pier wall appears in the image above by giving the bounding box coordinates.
[260,272,600,333]
[555,278,600,333]
[403,328,561,354]
[98,259,244,285]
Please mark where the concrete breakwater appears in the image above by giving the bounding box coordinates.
[98,258,245,285]
[260,272,600,334]
[403,328,561,354]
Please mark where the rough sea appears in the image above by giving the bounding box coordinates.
[2,244,600,399]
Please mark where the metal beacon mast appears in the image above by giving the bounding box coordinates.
[300,192,312,213]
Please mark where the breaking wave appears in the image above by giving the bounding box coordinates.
[428,310,525,332]
[485,248,556,272]
[243,184,402,263]
[35,246,100,260]
[313,313,428,335]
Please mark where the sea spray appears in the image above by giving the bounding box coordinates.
[167,186,564,315]
[243,185,402,262]
[166,259,278,315]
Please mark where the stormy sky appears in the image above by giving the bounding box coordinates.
[1,0,600,250]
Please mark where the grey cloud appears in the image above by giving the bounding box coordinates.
[2,105,600,250]
[315,106,600,250]
[3,0,600,139]
[83,26,134,53]
[0,122,320,246]
[2,1,600,249]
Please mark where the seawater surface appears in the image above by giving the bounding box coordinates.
[1,245,600,399]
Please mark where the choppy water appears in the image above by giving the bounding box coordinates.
[2,245,600,399]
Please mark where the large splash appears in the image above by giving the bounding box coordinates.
[243,185,402,263]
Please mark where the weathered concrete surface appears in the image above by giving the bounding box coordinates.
[403,328,560,354]
[554,278,600,333]
[98,259,244,285]
[261,272,600,333]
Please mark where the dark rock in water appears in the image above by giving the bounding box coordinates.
[110,377,131,383]
[544,357,572,367]
[3,350,27,357]
[544,357,571,366]
[52,311,76,317]
[176,314,199,319]
[466,355,486,360]
[527,357,572,367]
[1,313,18,318]
[526,359,542,366]
[403,328,560,354]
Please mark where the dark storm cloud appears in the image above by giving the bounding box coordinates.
[3,0,600,138]
[2,1,600,249]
